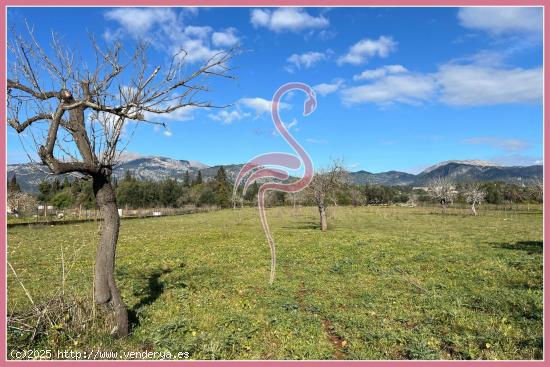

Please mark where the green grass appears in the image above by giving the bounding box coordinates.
[7,205,543,360]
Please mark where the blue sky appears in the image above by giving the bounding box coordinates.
[7,7,543,173]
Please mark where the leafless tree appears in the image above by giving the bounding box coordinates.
[349,185,365,207]
[463,183,486,216]
[7,26,236,337]
[426,176,456,213]
[287,190,307,209]
[529,177,543,202]
[306,160,348,231]
[7,191,37,216]
[231,192,244,209]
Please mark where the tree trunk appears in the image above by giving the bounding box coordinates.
[93,174,128,338]
[471,203,477,216]
[319,204,327,231]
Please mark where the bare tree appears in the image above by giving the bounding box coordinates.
[463,183,486,216]
[7,191,37,216]
[529,177,544,202]
[349,185,365,207]
[7,26,235,337]
[288,190,307,209]
[306,160,348,231]
[426,177,456,213]
[231,192,244,209]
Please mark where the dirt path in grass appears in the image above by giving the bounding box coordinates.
[295,282,345,360]
[321,318,345,359]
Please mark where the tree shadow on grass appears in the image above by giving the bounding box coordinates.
[494,241,543,255]
[128,268,173,329]
[282,221,319,230]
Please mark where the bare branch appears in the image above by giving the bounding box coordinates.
[7,79,59,100]
[8,25,237,175]
[8,113,52,133]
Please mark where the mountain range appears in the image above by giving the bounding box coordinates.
[7,156,543,193]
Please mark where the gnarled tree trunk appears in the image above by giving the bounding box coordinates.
[93,174,128,337]
[471,203,477,216]
[319,204,327,231]
[7,29,236,340]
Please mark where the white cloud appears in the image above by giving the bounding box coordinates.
[174,37,221,63]
[184,25,212,39]
[337,36,397,65]
[458,7,542,35]
[152,124,173,137]
[208,97,290,123]
[251,8,329,33]
[438,64,542,106]
[209,109,250,124]
[104,8,176,38]
[286,51,326,72]
[353,64,407,81]
[212,27,240,47]
[104,8,230,64]
[462,137,531,152]
[341,62,542,106]
[313,79,345,96]
[239,97,289,115]
[341,74,437,105]
[145,105,197,122]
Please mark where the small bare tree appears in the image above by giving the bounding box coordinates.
[529,177,543,202]
[306,160,348,231]
[231,192,244,209]
[7,26,235,337]
[426,176,456,213]
[7,191,37,216]
[463,183,486,216]
[288,190,307,209]
[349,185,365,207]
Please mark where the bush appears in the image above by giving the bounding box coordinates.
[50,190,74,209]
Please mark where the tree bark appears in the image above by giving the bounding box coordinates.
[471,203,477,216]
[93,174,128,338]
[319,204,328,231]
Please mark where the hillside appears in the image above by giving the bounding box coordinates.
[7,157,543,193]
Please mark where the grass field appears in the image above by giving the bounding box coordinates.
[7,205,543,360]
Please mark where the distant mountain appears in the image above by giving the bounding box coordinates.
[114,156,210,181]
[7,156,213,193]
[414,161,542,185]
[350,170,417,186]
[422,159,500,174]
[6,163,54,193]
[7,156,543,193]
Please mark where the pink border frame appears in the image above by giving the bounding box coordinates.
[1,1,546,366]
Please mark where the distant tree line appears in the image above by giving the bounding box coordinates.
[35,176,96,209]
[116,168,233,209]
[418,180,543,205]
[11,171,543,213]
